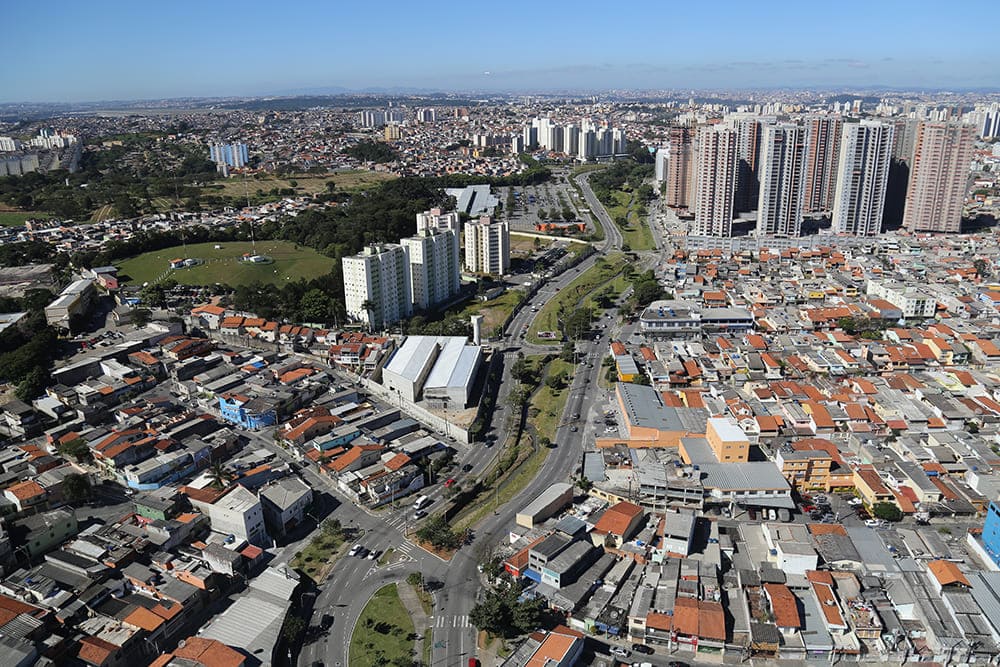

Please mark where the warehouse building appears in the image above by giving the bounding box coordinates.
[381,335,482,408]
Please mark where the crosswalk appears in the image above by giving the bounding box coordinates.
[385,515,411,532]
[432,615,472,628]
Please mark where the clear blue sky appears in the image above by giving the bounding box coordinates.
[4,0,997,102]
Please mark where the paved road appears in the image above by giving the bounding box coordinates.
[430,171,629,666]
[576,171,624,252]
[293,167,630,667]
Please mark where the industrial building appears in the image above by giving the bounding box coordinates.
[516,482,574,529]
[44,278,96,328]
[381,335,482,408]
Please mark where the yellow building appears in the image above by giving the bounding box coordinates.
[706,417,749,463]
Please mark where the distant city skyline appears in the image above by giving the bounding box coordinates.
[3,0,998,103]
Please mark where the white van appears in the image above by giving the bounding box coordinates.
[413,495,431,511]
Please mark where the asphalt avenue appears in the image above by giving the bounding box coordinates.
[296,170,637,667]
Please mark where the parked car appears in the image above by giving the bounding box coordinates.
[610,646,630,658]
[632,643,654,654]
[865,519,880,528]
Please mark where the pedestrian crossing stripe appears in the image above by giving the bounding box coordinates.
[434,615,471,628]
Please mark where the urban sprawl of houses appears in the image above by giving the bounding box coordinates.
[1,92,1000,667]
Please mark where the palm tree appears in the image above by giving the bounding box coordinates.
[360,299,376,330]
[207,462,231,490]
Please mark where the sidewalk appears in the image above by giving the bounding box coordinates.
[396,582,430,663]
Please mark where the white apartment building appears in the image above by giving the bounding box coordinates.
[464,217,510,275]
[831,120,894,236]
[401,228,460,311]
[0,137,23,152]
[416,207,461,234]
[756,123,806,238]
[866,281,936,319]
[342,244,412,329]
[902,122,974,234]
[199,485,270,547]
[694,125,738,237]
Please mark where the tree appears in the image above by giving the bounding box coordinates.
[872,502,903,522]
[63,474,92,503]
[406,571,423,588]
[281,615,306,642]
[563,308,592,341]
[559,341,576,363]
[131,308,152,328]
[58,437,92,464]
[15,366,49,401]
[415,514,461,550]
[469,580,544,638]
[207,462,231,490]
[321,518,342,538]
[632,279,664,307]
[545,371,566,390]
[300,288,334,324]
[974,258,992,278]
[575,476,593,492]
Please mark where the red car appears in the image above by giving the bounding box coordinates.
[468,659,480,667]
[802,504,816,512]
[444,478,456,488]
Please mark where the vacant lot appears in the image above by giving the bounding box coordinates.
[350,584,415,667]
[116,240,334,286]
[204,169,395,199]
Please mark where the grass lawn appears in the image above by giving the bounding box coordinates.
[453,355,573,532]
[531,358,575,440]
[290,530,346,583]
[204,170,395,199]
[116,240,334,286]
[529,252,625,344]
[0,211,51,227]
[608,190,655,251]
[457,290,522,339]
[349,584,416,667]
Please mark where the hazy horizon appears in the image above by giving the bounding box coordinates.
[3,0,998,104]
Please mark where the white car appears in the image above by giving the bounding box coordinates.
[864,519,880,528]
[610,646,630,658]
[348,544,362,557]
[847,498,863,506]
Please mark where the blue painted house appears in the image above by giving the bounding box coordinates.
[219,394,277,430]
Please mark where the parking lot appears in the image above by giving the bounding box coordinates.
[496,170,596,237]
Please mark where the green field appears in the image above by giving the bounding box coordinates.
[529,252,625,344]
[0,211,51,227]
[203,170,395,199]
[454,355,573,531]
[116,240,335,286]
[608,190,655,250]
[350,584,416,667]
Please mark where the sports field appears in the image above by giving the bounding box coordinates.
[0,211,51,227]
[116,240,334,286]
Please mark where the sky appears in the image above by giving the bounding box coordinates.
[3,0,998,103]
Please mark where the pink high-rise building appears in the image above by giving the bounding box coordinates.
[902,122,974,234]
[803,115,842,214]
[694,125,738,237]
